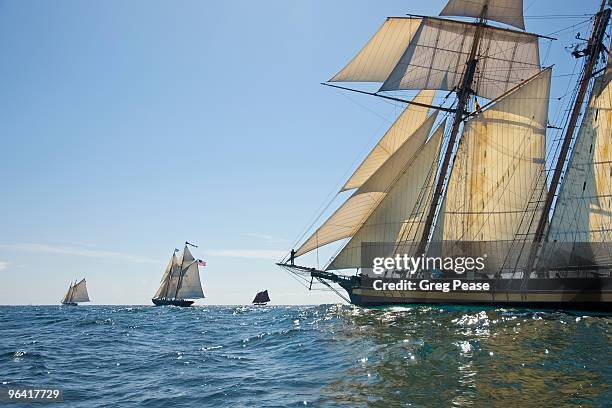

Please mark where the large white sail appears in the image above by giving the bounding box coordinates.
[70,279,90,303]
[433,69,551,270]
[342,90,435,191]
[328,121,446,270]
[296,112,439,257]
[548,72,612,243]
[380,17,541,100]
[330,17,422,82]
[176,261,205,299]
[440,0,525,30]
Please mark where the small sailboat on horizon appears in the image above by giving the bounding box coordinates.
[252,290,270,305]
[61,278,90,306]
[152,242,205,307]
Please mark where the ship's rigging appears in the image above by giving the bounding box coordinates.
[278,0,612,309]
[152,242,205,306]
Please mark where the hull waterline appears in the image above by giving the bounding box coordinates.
[152,298,195,307]
[316,271,612,312]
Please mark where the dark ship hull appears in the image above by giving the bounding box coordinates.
[151,298,194,307]
[310,271,612,312]
[61,302,78,306]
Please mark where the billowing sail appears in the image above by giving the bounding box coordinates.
[380,17,541,101]
[331,17,422,82]
[63,279,90,303]
[548,71,612,243]
[176,259,205,299]
[154,246,204,300]
[329,121,446,270]
[432,69,551,271]
[296,112,439,257]
[440,0,525,30]
[70,279,90,303]
[342,90,435,191]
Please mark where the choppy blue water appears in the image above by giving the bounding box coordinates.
[0,305,610,407]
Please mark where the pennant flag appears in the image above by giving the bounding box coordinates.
[197,260,206,267]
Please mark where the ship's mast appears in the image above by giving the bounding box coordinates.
[525,0,611,275]
[67,279,76,303]
[161,251,176,299]
[416,4,489,255]
[173,246,187,300]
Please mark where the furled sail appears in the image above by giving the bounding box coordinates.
[432,69,551,271]
[547,71,612,243]
[342,90,435,191]
[331,17,422,82]
[440,0,525,30]
[296,112,439,257]
[379,17,541,101]
[328,120,446,270]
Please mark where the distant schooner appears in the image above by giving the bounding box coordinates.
[152,242,205,307]
[61,278,90,306]
[279,0,612,311]
[252,290,270,305]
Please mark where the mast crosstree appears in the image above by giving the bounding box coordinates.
[416,3,490,256]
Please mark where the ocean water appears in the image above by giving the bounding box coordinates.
[0,305,610,407]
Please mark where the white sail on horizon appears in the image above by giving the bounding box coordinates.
[62,278,90,303]
[176,258,205,299]
[153,245,205,300]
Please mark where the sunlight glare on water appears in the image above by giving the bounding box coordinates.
[0,305,610,407]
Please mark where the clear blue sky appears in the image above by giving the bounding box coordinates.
[0,0,600,304]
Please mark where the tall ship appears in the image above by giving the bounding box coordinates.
[279,0,612,311]
[152,242,205,307]
[61,278,90,306]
